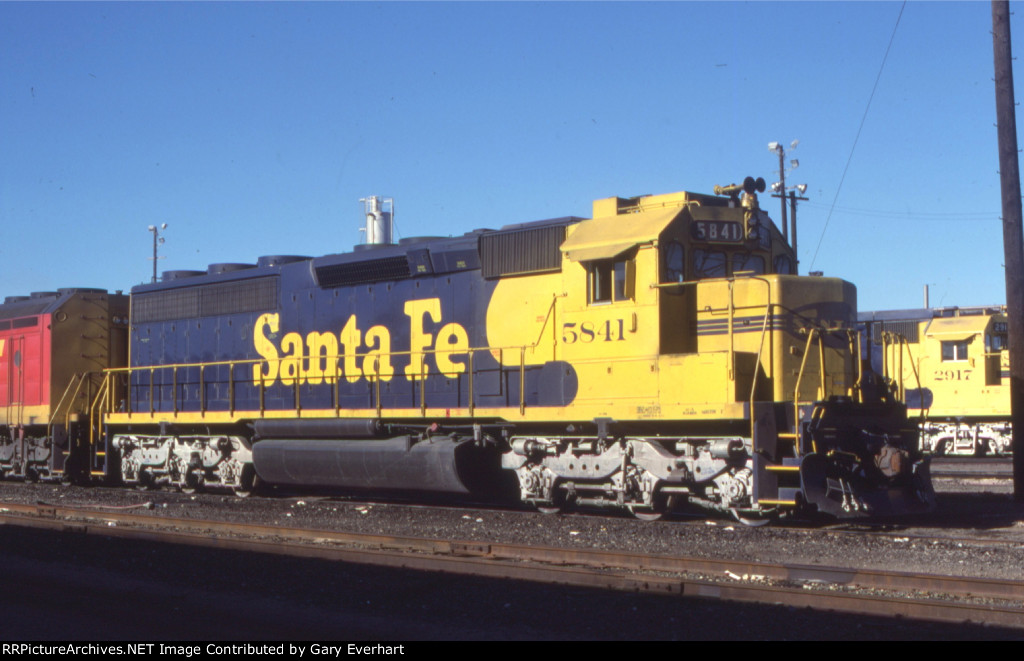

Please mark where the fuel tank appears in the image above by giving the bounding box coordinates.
[252,435,505,495]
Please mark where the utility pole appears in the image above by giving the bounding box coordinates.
[769,141,804,261]
[786,188,808,270]
[770,142,789,236]
[991,0,1024,501]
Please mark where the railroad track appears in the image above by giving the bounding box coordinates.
[930,457,1013,480]
[1,501,1022,629]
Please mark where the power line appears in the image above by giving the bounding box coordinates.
[800,201,998,221]
[809,1,907,268]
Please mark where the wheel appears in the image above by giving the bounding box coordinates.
[730,507,776,527]
[533,495,566,515]
[627,493,676,521]
[135,469,155,491]
[180,469,202,494]
[628,505,664,521]
[233,465,259,498]
[531,483,567,514]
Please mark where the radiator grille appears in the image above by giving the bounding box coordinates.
[133,277,279,323]
[315,255,411,287]
[871,320,920,344]
[480,225,567,279]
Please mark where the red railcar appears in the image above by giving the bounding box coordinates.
[0,289,128,481]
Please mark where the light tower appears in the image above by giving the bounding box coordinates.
[768,140,800,239]
[148,223,167,283]
[768,140,807,267]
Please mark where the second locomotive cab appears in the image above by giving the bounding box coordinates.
[46,177,933,522]
[0,289,129,482]
[860,306,1011,456]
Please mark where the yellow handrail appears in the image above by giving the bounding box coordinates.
[97,336,553,421]
[847,330,863,402]
[48,373,86,439]
[87,373,112,454]
[747,276,776,405]
[792,329,821,454]
[881,331,925,420]
[533,293,565,354]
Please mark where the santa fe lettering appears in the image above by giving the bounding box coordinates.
[252,297,468,388]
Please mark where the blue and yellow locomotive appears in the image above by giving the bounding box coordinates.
[60,178,934,521]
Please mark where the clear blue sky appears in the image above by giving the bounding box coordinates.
[0,1,1016,312]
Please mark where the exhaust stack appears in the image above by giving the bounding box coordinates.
[359,196,394,246]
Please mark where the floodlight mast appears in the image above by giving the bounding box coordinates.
[769,142,789,237]
[768,140,806,268]
[148,223,167,283]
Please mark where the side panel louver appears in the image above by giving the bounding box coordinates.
[315,255,412,288]
[133,277,279,323]
[480,224,567,279]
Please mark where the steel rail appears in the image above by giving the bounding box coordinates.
[931,461,1012,480]
[1,502,1023,628]
[931,471,1012,480]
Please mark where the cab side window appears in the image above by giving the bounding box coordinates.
[941,340,970,362]
[662,240,685,283]
[589,257,634,304]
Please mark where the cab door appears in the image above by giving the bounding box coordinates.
[2,334,25,426]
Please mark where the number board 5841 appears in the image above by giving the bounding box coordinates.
[691,220,743,243]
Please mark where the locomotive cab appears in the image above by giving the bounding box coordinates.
[548,178,845,410]
[860,306,1011,456]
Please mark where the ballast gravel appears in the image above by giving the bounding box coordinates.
[0,477,1021,640]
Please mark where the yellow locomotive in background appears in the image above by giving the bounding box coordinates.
[860,306,1010,455]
